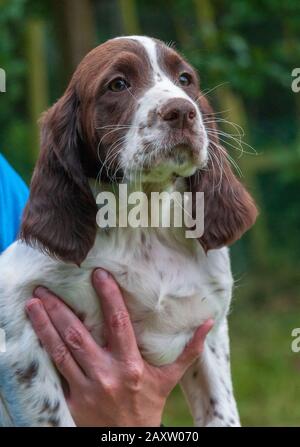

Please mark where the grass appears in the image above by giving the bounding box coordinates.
[162,288,300,426]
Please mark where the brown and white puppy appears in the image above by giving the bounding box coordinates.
[0,36,257,427]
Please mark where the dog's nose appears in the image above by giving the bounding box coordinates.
[159,98,196,129]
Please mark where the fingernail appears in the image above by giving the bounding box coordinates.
[26,299,42,317]
[33,287,49,299]
[95,269,109,281]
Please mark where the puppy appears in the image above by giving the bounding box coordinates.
[0,36,257,426]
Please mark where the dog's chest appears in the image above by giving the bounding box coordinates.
[81,228,233,364]
[1,230,232,367]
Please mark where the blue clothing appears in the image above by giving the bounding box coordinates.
[0,154,29,252]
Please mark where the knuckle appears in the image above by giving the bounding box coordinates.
[110,310,130,330]
[124,360,144,388]
[51,343,69,367]
[64,326,84,350]
[100,377,118,395]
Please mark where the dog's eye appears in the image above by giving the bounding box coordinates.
[179,73,191,86]
[108,77,130,92]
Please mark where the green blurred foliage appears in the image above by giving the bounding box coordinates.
[0,0,29,176]
[0,0,300,426]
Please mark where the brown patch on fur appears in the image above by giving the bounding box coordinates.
[143,251,150,262]
[16,361,39,385]
[156,41,199,91]
[213,410,224,420]
[209,345,216,354]
[52,400,60,413]
[209,397,217,408]
[48,416,60,427]
[40,398,51,413]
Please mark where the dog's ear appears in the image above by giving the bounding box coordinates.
[20,87,97,265]
[189,95,258,251]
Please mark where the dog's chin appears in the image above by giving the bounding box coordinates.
[133,144,207,184]
[138,163,197,184]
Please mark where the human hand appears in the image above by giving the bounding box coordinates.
[26,269,213,427]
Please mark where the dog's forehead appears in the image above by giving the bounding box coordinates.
[113,36,188,78]
[75,36,191,92]
[117,36,163,72]
[80,37,148,68]
[123,36,185,68]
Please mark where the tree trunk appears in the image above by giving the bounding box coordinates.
[52,0,96,85]
[118,0,141,35]
[25,19,48,162]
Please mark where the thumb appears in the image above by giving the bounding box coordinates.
[164,319,214,382]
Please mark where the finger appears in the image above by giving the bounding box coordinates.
[33,287,104,377]
[26,298,85,386]
[92,269,140,360]
[162,319,214,383]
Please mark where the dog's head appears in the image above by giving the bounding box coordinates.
[21,36,257,264]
